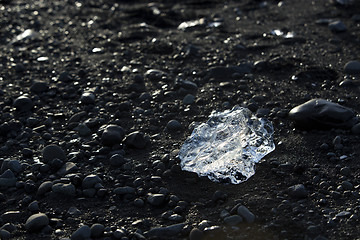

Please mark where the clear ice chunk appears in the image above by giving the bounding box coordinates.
[179,106,275,184]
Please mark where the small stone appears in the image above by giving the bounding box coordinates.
[288,184,308,199]
[0,229,11,239]
[114,186,135,195]
[134,198,145,207]
[37,181,53,196]
[341,181,353,190]
[205,64,253,80]
[57,162,78,176]
[183,94,195,105]
[113,228,126,239]
[5,160,22,173]
[328,21,347,32]
[28,201,40,212]
[168,214,183,222]
[124,131,147,149]
[109,154,127,166]
[1,211,21,223]
[288,99,358,129]
[68,206,82,216]
[189,228,203,240]
[166,120,182,131]
[42,145,66,163]
[71,225,91,240]
[335,211,351,218]
[30,81,48,94]
[101,125,125,146]
[146,223,185,238]
[147,194,166,206]
[52,183,76,197]
[25,213,49,232]
[340,166,351,176]
[0,169,17,187]
[344,61,360,75]
[74,123,91,137]
[144,69,167,81]
[224,215,243,226]
[68,111,87,123]
[82,174,102,189]
[83,188,96,197]
[237,205,255,223]
[351,123,360,134]
[80,92,95,104]
[13,95,33,112]
[90,223,105,238]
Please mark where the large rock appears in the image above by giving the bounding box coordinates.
[288,99,358,129]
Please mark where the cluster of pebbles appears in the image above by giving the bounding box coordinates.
[0,0,360,239]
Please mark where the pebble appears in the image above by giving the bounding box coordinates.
[114,186,135,195]
[109,154,127,166]
[189,228,203,240]
[344,60,360,75]
[3,160,22,173]
[147,194,166,206]
[335,211,351,218]
[144,69,168,81]
[288,184,308,199]
[30,81,48,94]
[223,215,243,226]
[237,206,255,223]
[28,201,40,212]
[351,123,360,134]
[71,225,91,240]
[52,183,76,197]
[0,169,17,187]
[25,213,49,232]
[0,229,11,239]
[57,162,78,176]
[1,211,21,223]
[80,92,95,104]
[42,145,66,163]
[101,125,125,146]
[168,214,183,222]
[288,99,358,129]
[37,181,53,196]
[82,174,102,189]
[146,223,185,238]
[134,198,145,207]
[205,64,253,80]
[328,21,347,32]
[183,94,195,105]
[90,223,105,238]
[341,181,353,190]
[166,120,182,131]
[124,131,147,149]
[74,123,91,137]
[13,95,33,112]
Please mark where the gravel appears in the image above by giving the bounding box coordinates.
[1,1,360,240]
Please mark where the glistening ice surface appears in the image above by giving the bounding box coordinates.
[179,106,275,184]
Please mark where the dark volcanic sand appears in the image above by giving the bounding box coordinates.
[0,0,360,239]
